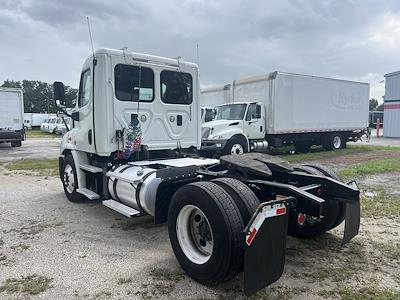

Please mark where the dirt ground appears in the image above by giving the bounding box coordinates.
[0,149,399,299]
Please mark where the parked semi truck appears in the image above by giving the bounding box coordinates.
[0,87,25,147]
[201,72,369,155]
[54,48,360,296]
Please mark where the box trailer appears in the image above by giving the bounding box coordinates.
[52,49,360,296]
[383,71,400,138]
[0,87,25,147]
[201,71,369,155]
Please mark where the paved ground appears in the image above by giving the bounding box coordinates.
[0,138,60,164]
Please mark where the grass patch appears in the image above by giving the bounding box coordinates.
[281,144,400,163]
[360,188,400,217]
[3,221,63,239]
[5,158,58,176]
[337,158,400,179]
[319,287,400,300]
[26,129,59,138]
[92,290,112,299]
[0,274,52,295]
[149,267,185,282]
[116,277,132,285]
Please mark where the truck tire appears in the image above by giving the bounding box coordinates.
[168,181,244,284]
[11,140,22,147]
[224,137,247,155]
[61,155,85,203]
[211,178,259,225]
[304,164,346,230]
[323,133,343,150]
[288,165,339,238]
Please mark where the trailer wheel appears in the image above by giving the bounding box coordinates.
[304,164,346,230]
[211,178,259,225]
[61,155,85,203]
[224,137,247,155]
[288,165,339,238]
[11,140,22,147]
[168,182,244,284]
[323,133,343,150]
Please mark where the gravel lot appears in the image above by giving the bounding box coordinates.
[0,139,399,299]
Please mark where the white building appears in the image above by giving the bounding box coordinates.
[384,71,400,138]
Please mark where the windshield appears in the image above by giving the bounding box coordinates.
[215,104,247,120]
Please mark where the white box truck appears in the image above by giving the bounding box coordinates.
[201,71,369,155]
[0,87,25,147]
[52,48,360,296]
[200,84,231,123]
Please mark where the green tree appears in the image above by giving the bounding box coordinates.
[1,79,77,113]
[369,98,378,111]
[1,79,22,88]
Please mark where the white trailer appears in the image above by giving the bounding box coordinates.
[0,87,25,147]
[383,71,400,138]
[200,84,231,123]
[53,49,360,296]
[201,72,369,155]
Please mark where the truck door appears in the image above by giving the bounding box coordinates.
[244,103,265,140]
[112,61,198,151]
[73,68,96,153]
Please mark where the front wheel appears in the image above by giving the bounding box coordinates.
[11,140,22,147]
[168,182,244,284]
[61,155,85,202]
[224,137,248,155]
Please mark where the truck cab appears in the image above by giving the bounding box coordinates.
[201,102,266,155]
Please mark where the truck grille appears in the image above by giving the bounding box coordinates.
[202,127,211,139]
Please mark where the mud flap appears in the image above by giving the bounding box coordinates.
[243,200,290,296]
[342,180,361,245]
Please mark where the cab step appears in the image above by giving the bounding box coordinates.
[102,200,141,217]
[76,188,100,200]
[80,164,103,173]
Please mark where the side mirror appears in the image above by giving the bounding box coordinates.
[255,105,262,119]
[53,81,66,106]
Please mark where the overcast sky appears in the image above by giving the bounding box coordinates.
[1,0,400,101]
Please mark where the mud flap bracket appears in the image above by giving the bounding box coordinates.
[243,199,290,296]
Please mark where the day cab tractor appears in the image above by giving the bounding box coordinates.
[54,48,360,296]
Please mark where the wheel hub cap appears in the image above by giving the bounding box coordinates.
[231,143,244,155]
[63,164,75,194]
[176,205,214,264]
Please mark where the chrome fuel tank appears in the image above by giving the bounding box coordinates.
[108,165,161,216]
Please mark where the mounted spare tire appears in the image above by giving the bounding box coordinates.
[288,165,340,238]
[168,181,244,284]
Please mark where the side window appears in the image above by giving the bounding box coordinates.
[161,70,192,104]
[114,64,154,102]
[78,69,91,107]
[245,104,260,121]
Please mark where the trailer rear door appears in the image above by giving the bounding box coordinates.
[0,88,24,131]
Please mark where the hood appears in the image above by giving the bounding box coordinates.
[202,119,241,128]
[201,119,242,139]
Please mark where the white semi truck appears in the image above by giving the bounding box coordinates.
[201,72,369,155]
[0,87,25,147]
[54,48,360,296]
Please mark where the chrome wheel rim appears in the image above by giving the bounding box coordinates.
[63,164,75,194]
[333,136,341,149]
[176,205,213,264]
[231,143,244,155]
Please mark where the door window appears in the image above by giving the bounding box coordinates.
[78,69,91,107]
[161,70,192,104]
[114,64,154,102]
[245,104,260,121]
